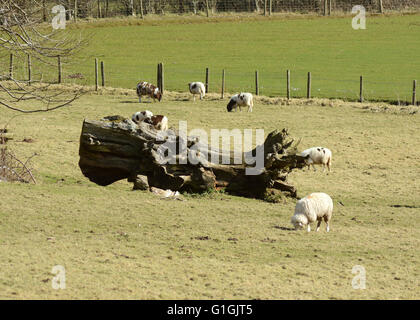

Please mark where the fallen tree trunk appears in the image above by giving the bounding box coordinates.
[78,116,309,201]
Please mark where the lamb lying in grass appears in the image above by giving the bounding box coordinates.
[291,192,333,232]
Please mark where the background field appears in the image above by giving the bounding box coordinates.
[10,13,420,103]
[0,89,419,299]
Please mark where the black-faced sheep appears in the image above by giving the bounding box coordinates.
[227,92,254,112]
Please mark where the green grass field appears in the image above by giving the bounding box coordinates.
[0,88,419,299]
[19,13,419,103]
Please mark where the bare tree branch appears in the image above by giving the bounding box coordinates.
[0,0,86,113]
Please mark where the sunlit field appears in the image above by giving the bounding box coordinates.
[19,13,419,103]
[0,88,419,299]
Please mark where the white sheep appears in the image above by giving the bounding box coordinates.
[188,82,206,101]
[291,192,333,232]
[301,147,332,172]
[227,92,254,112]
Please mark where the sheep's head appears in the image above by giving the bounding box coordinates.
[155,91,162,102]
[302,154,311,165]
[291,213,308,230]
[227,99,235,112]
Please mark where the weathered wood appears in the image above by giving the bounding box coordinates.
[78,116,309,201]
[413,80,417,106]
[359,75,363,103]
[287,69,291,100]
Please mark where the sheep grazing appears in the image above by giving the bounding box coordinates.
[136,81,162,103]
[291,192,333,232]
[188,82,206,101]
[227,92,254,112]
[301,147,332,172]
[132,110,153,123]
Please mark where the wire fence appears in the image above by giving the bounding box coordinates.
[43,0,420,20]
[2,54,417,105]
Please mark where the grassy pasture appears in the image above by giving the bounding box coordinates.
[20,13,420,103]
[0,88,419,299]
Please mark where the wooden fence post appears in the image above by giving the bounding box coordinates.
[27,54,32,85]
[9,53,13,79]
[95,58,99,91]
[323,0,327,16]
[413,80,417,106]
[58,55,62,84]
[269,0,272,15]
[328,0,332,15]
[287,70,291,100]
[205,67,209,94]
[359,75,363,103]
[307,72,311,99]
[264,0,267,16]
[100,61,105,87]
[221,69,225,99]
[160,63,164,94]
[157,63,164,94]
[255,70,259,96]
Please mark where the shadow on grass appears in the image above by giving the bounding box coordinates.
[273,225,295,231]
[120,100,153,104]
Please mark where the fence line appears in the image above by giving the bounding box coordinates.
[1,55,418,105]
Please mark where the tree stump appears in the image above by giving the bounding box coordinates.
[78,116,309,201]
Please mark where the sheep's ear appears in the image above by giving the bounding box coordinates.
[304,154,310,159]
